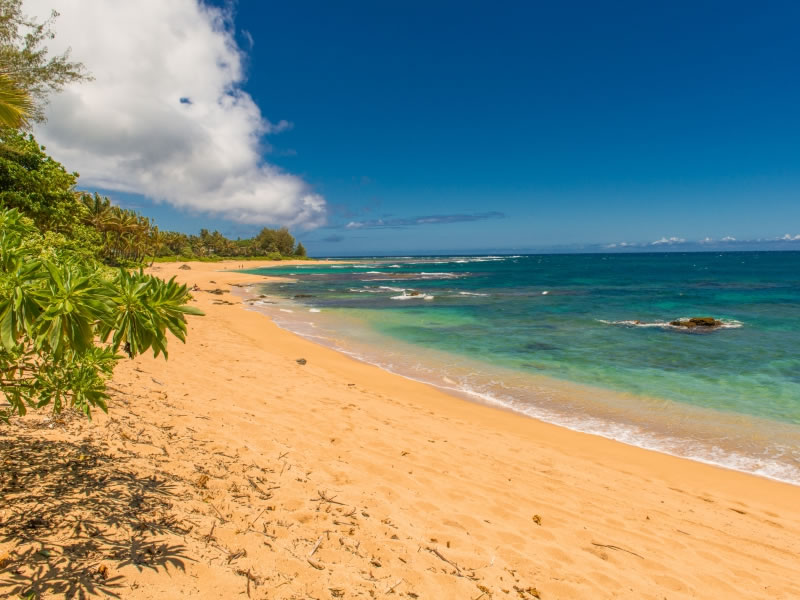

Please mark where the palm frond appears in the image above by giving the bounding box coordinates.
[0,72,34,129]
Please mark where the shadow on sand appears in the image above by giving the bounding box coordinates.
[0,418,190,599]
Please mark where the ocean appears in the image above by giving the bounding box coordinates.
[241,252,800,484]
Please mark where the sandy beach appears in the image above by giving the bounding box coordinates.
[2,259,799,599]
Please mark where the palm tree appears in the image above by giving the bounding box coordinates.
[0,72,33,129]
[149,226,165,266]
[80,193,112,229]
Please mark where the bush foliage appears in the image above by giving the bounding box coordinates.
[0,208,202,420]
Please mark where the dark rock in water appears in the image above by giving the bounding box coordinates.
[669,317,722,329]
[294,294,314,298]
[179,264,191,270]
[296,358,307,365]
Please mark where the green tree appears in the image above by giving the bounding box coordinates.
[273,227,296,255]
[254,227,277,253]
[0,0,89,123]
[0,208,203,421]
[294,242,307,257]
[0,127,86,233]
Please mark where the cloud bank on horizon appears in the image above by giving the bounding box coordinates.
[26,0,326,228]
[605,233,800,250]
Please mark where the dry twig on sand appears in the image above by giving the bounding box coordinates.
[591,542,644,559]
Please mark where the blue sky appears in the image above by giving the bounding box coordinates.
[46,1,800,255]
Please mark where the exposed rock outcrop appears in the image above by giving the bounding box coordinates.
[669,317,722,329]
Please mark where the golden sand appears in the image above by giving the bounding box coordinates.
[1,259,798,599]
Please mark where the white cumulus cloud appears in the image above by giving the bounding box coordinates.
[25,0,326,227]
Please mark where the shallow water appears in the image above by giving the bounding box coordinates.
[243,252,800,484]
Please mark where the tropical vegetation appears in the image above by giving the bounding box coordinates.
[0,208,202,421]
[0,0,308,421]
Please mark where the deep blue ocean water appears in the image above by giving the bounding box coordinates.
[243,252,800,484]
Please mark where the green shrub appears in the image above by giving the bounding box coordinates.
[0,208,203,420]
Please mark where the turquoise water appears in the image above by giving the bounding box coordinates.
[244,252,800,484]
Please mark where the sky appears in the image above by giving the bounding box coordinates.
[27,0,800,255]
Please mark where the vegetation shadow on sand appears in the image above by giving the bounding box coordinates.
[0,415,190,599]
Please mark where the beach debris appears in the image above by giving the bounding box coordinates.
[591,542,644,559]
[309,535,323,557]
[208,288,227,295]
[179,264,191,270]
[532,514,542,526]
[669,317,722,329]
[424,545,477,579]
[296,358,307,365]
[93,563,109,581]
[312,489,346,506]
[226,548,247,564]
[307,557,325,570]
[513,585,541,598]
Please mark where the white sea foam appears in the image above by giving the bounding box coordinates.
[391,292,434,300]
[379,286,406,292]
[279,308,293,313]
[309,308,321,313]
[419,272,461,279]
[458,291,489,296]
[598,318,744,330]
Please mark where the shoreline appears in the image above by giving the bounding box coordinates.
[239,273,800,487]
[198,259,800,499]
[4,258,798,598]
